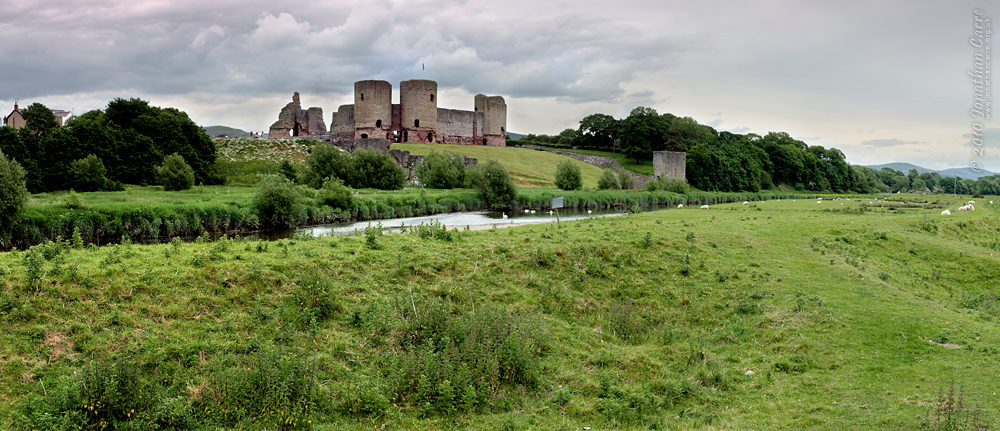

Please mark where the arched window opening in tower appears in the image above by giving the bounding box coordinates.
[414,119,419,128]
[376,119,382,128]
[361,133,368,139]
[428,132,434,142]
[430,94,434,102]
[483,138,487,145]
[361,93,364,101]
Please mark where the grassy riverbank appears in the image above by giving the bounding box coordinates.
[2,195,1000,429]
[8,186,823,249]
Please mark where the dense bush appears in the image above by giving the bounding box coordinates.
[156,153,196,191]
[0,150,29,232]
[279,159,298,183]
[252,175,302,227]
[351,148,407,190]
[473,159,517,209]
[415,151,466,189]
[68,154,122,192]
[317,178,355,209]
[554,159,582,190]
[646,176,689,193]
[302,143,352,188]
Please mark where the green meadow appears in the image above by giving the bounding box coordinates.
[2,194,999,429]
[393,143,608,188]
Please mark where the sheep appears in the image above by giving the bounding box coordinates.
[959,205,971,211]
[969,200,976,205]
[700,205,710,210]
[970,205,975,211]
[743,201,748,205]
[677,204,684,208]
[942,209,951,216]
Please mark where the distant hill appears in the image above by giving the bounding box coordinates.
[507,132,526,140]
[865,162,996,179]
[203,125,253,139]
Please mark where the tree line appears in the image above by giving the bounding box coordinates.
[0,98,222,193]
[510,106,999,194]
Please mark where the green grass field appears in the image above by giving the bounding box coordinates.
[3,194,1000,429]
[393,143,608,188]
[558,148,656,176]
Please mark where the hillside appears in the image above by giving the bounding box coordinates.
[3,195,1000,429]
[866,162,997,179]
[393,143,607,188]
[203,125,252,138]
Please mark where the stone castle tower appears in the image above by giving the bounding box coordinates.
[329,79,507,147]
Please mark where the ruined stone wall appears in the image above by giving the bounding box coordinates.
[436,108,485,145]
[400,79,437,142]
[332,105,355,140]
[268,92,327,139]
[306,107,326,136]
[354,80,392,139]
[653,151,686,179]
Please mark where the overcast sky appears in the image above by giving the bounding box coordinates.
[1,0,995,170]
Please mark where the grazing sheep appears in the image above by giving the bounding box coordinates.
[942,210,951,216]
[743,201,748,205]
[700,205,710,210]
[969,201,976,205]
[970,205,975,211]
[677,204,684,208]
[959,205,971,211]
[817,201,822,204]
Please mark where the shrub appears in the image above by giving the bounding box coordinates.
[252,175,301,227]
[0,150,29,232]
[597,168,618,190]
[415,151,465,188]
[472,159,517,209]
[351,148,406,190]
[554,159,582,190]
[155,153,195,191]
[303,143,353,188]
[317,177,354,209]
[618,169,635,190]
[646,176,689,193]
[69,154,121,192]
[279,159,298,183]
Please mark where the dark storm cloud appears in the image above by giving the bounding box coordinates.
[0,0,681,103]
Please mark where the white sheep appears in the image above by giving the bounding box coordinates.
[970,205,975,211]
[677,204,684,208]
[700,205,710,210]
[743,201,748,205]
[969,200,976,205]
[942,209,951,216]
[959,205,971,211]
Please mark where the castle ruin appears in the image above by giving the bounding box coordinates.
[270,80,507,147]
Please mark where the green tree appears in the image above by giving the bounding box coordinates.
[253,175,301,227]
[302,143,353,188]
[20,102,59,136]
[0,150,29,232]
[415,151,465,189]
[350,148,406,190]
[156,153,195,191]
[554,159,582,190]
[472,159,517,208]
[317,178,354,209]
[279,160,298,184]
[577,113,619,150]
[69,154,119,192]
[911,178,927,192]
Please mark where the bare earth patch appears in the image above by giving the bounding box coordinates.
[45,331,77,362]
[927,339,961,349]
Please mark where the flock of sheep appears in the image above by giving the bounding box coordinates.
[942,200,989,216]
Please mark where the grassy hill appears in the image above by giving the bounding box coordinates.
[3,194,1000,429]
[393,143,608,188]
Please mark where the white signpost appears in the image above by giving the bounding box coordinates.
[552,197,563,227]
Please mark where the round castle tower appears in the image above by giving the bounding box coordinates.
[400,79,437,143]
[354,80,392,140]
